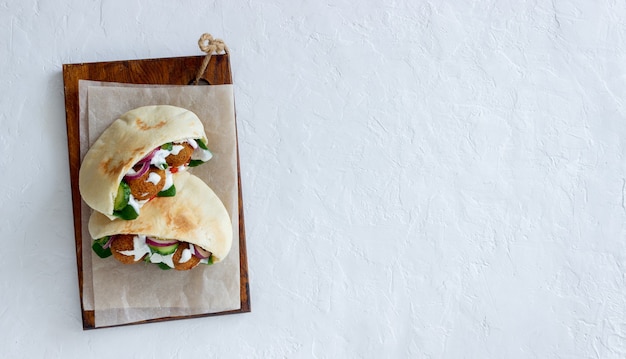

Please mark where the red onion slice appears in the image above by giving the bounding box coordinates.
[192,244,211,259]
[123,147,161,181]
[124,161,150,181]
[137,147,159,164]
[145,236,179,247]
[102,236,114,249]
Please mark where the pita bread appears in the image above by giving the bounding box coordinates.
[79,105,208,218]
[88,171,232,263]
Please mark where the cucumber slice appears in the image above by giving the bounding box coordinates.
[92,237,112,258]
[157,184,176,197]
[148,242,179,255]
[114,182,130,211]
[113,204,139,220]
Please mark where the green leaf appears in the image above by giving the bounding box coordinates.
[157,262,172,270]
[94,236,110,246]
[92,237,112,258]
[161,142,173,151]
[188,159,204,167]
[113,204,139,220]
[196,139,209,150]
[157,184,176,197]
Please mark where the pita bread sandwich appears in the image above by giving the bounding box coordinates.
[89,171,232,271]
[79,105,214,220]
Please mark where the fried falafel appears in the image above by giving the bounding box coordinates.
[172,242,202,271]
[110,234,147,264]
[126,167,166,200]
[166,142,195,168]
[93,234,212,270]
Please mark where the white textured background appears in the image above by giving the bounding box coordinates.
[2,0,626,358]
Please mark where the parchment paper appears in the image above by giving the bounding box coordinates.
[78,80,241,327]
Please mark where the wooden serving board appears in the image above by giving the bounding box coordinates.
[63,55,250,329]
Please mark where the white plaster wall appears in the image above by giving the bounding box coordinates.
[2,0,626,357]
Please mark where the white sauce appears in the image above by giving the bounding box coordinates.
[162,170,174,190]
[170,144,185,155]
[120,235,151,261]
[146,172,161,185]
[191,147,213,162]
[127,194,141,213]
[186,138,198,149]
[149,252,175,268]
[150,149,170,169]
[179,248,192,263]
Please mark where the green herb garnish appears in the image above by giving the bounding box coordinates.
[196,139,209,150]
[92,236,112,258]
[188,159,204,167]
[113,204,139,220]
[157,184,176,197]
[157,262,172,270]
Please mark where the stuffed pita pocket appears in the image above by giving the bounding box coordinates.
[79,105,214,220]
[88,171,232,271]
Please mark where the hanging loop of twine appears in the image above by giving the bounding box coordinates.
[194,33,229,85]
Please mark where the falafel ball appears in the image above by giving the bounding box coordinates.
[166,142,195,168]
[110,234,146,264]
[172,242,201,271]
[126,167,166,200]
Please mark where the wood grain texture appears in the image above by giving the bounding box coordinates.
[62,55,249,329]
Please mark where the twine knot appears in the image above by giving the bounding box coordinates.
[198,33,228,55]
[194,33,228,85]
